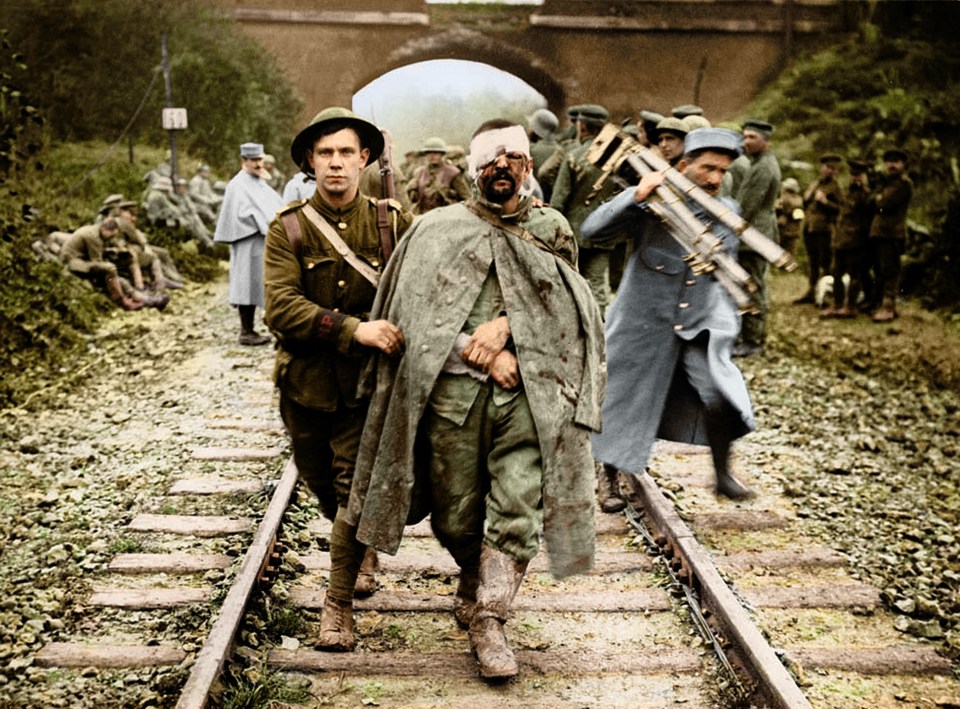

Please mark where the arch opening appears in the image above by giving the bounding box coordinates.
[353,59,553,157]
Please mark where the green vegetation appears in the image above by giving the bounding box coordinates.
[744,2,960,310]
[3,0,301,172]
[0,3,302,408]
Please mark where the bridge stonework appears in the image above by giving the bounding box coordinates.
[219,0,852,126]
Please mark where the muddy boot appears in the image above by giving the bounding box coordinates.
[597,463,626,513]
[105,275,144,311]
[453,556,480,629]
[317,595,355,651]
[469,546,528,681]
[140,291,170,311]
[354,547,379,598]
[871,298,897,323]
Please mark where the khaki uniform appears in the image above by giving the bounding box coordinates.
[549,136,620,316]
[870,171,913,303]
[61,224,130,280]
[776,188,804,256]
[406,163,471,214]
[802,174,842,294]
[264,191,413,518]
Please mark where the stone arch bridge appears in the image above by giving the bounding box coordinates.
[220,0,853,130]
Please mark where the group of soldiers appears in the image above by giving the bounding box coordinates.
[33,192,187,311]
[787,149,914,323]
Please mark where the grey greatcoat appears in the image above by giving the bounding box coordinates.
[345,197,606,579]
[214,170,283,307]
[581,188,756,474]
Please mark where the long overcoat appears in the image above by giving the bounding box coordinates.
[581,188,756,474]
[345,198,606,580]
[214,170,283,306]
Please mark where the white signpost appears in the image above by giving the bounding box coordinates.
[162,107,188,131]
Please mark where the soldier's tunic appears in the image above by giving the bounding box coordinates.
[581,187,756,475]
[60,224,125,280]
[802,174,842,293]
[733,149,781,347]
[407,162,471,214]
[530,134,559,201]
[345,196,605,580]
[550,135,620,316]
[142,187,181,228]
[776,188,804,256]
[832,181,874,307]
[870,171,913,302]
[215,169,284,307]
[263,192,413,518]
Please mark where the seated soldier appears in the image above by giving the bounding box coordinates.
[98,194,185,291]
[60,217,168,311]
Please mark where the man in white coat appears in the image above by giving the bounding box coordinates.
[214,142,284,345]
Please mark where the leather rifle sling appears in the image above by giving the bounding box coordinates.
[280,212,303,258]
[376,199,394,264]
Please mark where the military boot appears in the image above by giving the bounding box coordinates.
[469,546,528,680]
[238,304,271,345]
[105,275,144,311]
[597,463,626,513]
[716,470,758,501]
[453,556,481,629]
[871,298,897,323]
[317,595,355,652]
[140,291,170,311]
[353,547,378,598]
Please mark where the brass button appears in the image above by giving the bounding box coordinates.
[673,324,683,331]
[420,344,429,352]
[338,221,348,229]
[332,308,340,313]
[434,319,443,327]
[306,261,316,270]
[371,259,379,268]
[467,252,476,261]
[655,264,665,271]
[679,302,689,309]
[686,279,696,286]
[337,279,346,288]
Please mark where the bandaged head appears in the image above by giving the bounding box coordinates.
[467,125,531,180]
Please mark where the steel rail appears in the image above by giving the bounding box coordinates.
[623,471,813,709]
[175,459,299,709]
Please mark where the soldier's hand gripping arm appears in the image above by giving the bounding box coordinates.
[461,315,511,372]
[354,320,404,356]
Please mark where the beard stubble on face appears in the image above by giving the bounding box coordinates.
[481,167,517,204]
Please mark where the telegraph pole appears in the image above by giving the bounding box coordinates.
[160,31,187,183]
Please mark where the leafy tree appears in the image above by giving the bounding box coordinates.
[3,0,302,173]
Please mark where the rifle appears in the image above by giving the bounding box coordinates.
[377,128,398,263]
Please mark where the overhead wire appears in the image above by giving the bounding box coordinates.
[65,65,163,195]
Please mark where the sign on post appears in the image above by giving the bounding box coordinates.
[162,108,188,131]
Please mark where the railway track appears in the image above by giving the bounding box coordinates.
[11,283,959,708]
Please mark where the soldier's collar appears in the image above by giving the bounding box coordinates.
[309,191,363,220]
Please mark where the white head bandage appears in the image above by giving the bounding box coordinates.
[467,125,531,179]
